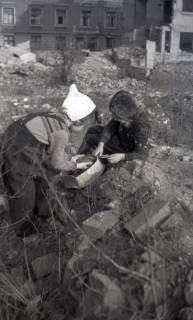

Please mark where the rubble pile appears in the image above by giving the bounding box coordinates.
[0,45,193,319]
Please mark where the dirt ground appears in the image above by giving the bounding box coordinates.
[1,51,193,319]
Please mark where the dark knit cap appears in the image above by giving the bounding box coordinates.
[109,90,138,121]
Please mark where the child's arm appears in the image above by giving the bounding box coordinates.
[93,120,118,156]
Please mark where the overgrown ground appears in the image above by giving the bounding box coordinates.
[1,49,193,319]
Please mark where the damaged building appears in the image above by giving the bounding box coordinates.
[0,0,126,51]
[0,0,171,51]
[147,0,193,64]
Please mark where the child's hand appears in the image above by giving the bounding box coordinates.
[93,142,104,156]
[76,161,92,170]
[107,153,126,164]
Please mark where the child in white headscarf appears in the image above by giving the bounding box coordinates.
[1,84,96,237]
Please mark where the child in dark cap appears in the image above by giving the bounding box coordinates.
[79,90,151,163]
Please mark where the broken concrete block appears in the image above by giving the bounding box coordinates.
[82,210,121,242]
[31,253,57,279]
[16,41,30,51]
[6,45,25,57]
[124,197,172,236]
[90,269,125,311]
[20,52,36,63]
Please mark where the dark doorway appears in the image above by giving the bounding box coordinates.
[88,38,97,51]
[163,0,173,24]
[106,37,113,49]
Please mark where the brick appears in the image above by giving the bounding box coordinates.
[82,210,121,242]
[31,253,57,280]
[124,197,172,236]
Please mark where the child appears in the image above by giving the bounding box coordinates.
[1,84,96,237]
[79,90,150,163]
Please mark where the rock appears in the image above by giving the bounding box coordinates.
[140,161,173,200]
[31,253,57,279]
[20,52,36,63]
[6,45,26,57]
[179,307,193,320]
[0,194,8,216]
[66,249,97,276]
[184,270,193,306]
[141,250,161,265]
[83,269,125,316]
[82,210,121,242]
[16,40,30,51]
[124,197,172,236]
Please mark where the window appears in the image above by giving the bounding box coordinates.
[2,8,15,25]
[80,11,91,27]
[55,9,67,26]
[180,32,193,53]
[56,36,66,50]
[163,0,173,23]
[105,12,117,28]
[183,0,193,12]
[30,8,42,26]
[31,35,42,50]
[165,30,171,52]
[4,35,15,46]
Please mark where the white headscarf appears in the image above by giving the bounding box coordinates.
[62,84,96,122]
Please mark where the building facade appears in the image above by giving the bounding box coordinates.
[147,0,193,63]
[0,0,125,51]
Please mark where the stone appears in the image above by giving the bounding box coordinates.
[141,250,161,265]
[20,52,36,63]
[82,210,121,242]
[90,269,125,311]
[184,283,193,306]
[184,270,193,306]
[31,253,57,279]
[6,45,26,57]
[0,194,8,214]
[17,41,30,51]
[124,197,172,236]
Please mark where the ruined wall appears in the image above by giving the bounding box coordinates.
[170,0,193,57]
[122,0,135,31]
